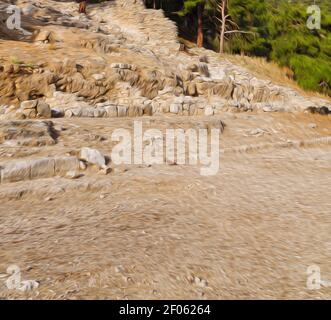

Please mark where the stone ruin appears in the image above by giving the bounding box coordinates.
[0,0,329,120]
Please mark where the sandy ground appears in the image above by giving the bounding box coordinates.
[0,111,330,299]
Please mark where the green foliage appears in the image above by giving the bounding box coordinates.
[180,0,205,15]
[158,0,331,95]
[289,55,331,94]
[178,0,216,15]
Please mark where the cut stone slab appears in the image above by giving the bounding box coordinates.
[30,158,55,180]
[0,156,81,184]
[54,156,80,175]
[117,105,127,117]
[105,105,118,117]
[170,103,180,114]
[128,106,143,117]
[1,160,31,183]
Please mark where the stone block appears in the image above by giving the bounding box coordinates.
[54,156,80,175]
[30,158,55,179]
[1,160,31,183]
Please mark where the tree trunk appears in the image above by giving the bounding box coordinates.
[219,0,226,54]
[197,3,204,48]
[78,1,87,14]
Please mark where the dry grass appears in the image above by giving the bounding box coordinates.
[179,36,330,102]
[225,54,331,101]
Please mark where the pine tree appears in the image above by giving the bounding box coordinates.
[179,0,209,47]
[155,0,331,95]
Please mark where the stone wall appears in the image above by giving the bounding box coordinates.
[0,156,80,183]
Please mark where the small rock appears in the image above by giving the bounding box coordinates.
[110,63,136,71]
[186,82,197,96]
[22,108,37,119]
[21,100,38,110]
[65,171,81,179]
[247,128,269,137]
[263,105,274,112]
[319,106,330,115]
[98,166,111,175]
[194,277,208,288]
[80,147,106,168]
[3,64,14,74]
[114,265,124,273]
[308,123,317,129]
[186,274,195,284]
[51,109,64,118]
[198,290,205,297]
[34,30,52,42]
[199,55,209,63]
[92,73,105,81]
[36,102,51,118]
[122,276,133,284]
[79,161,87,170]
